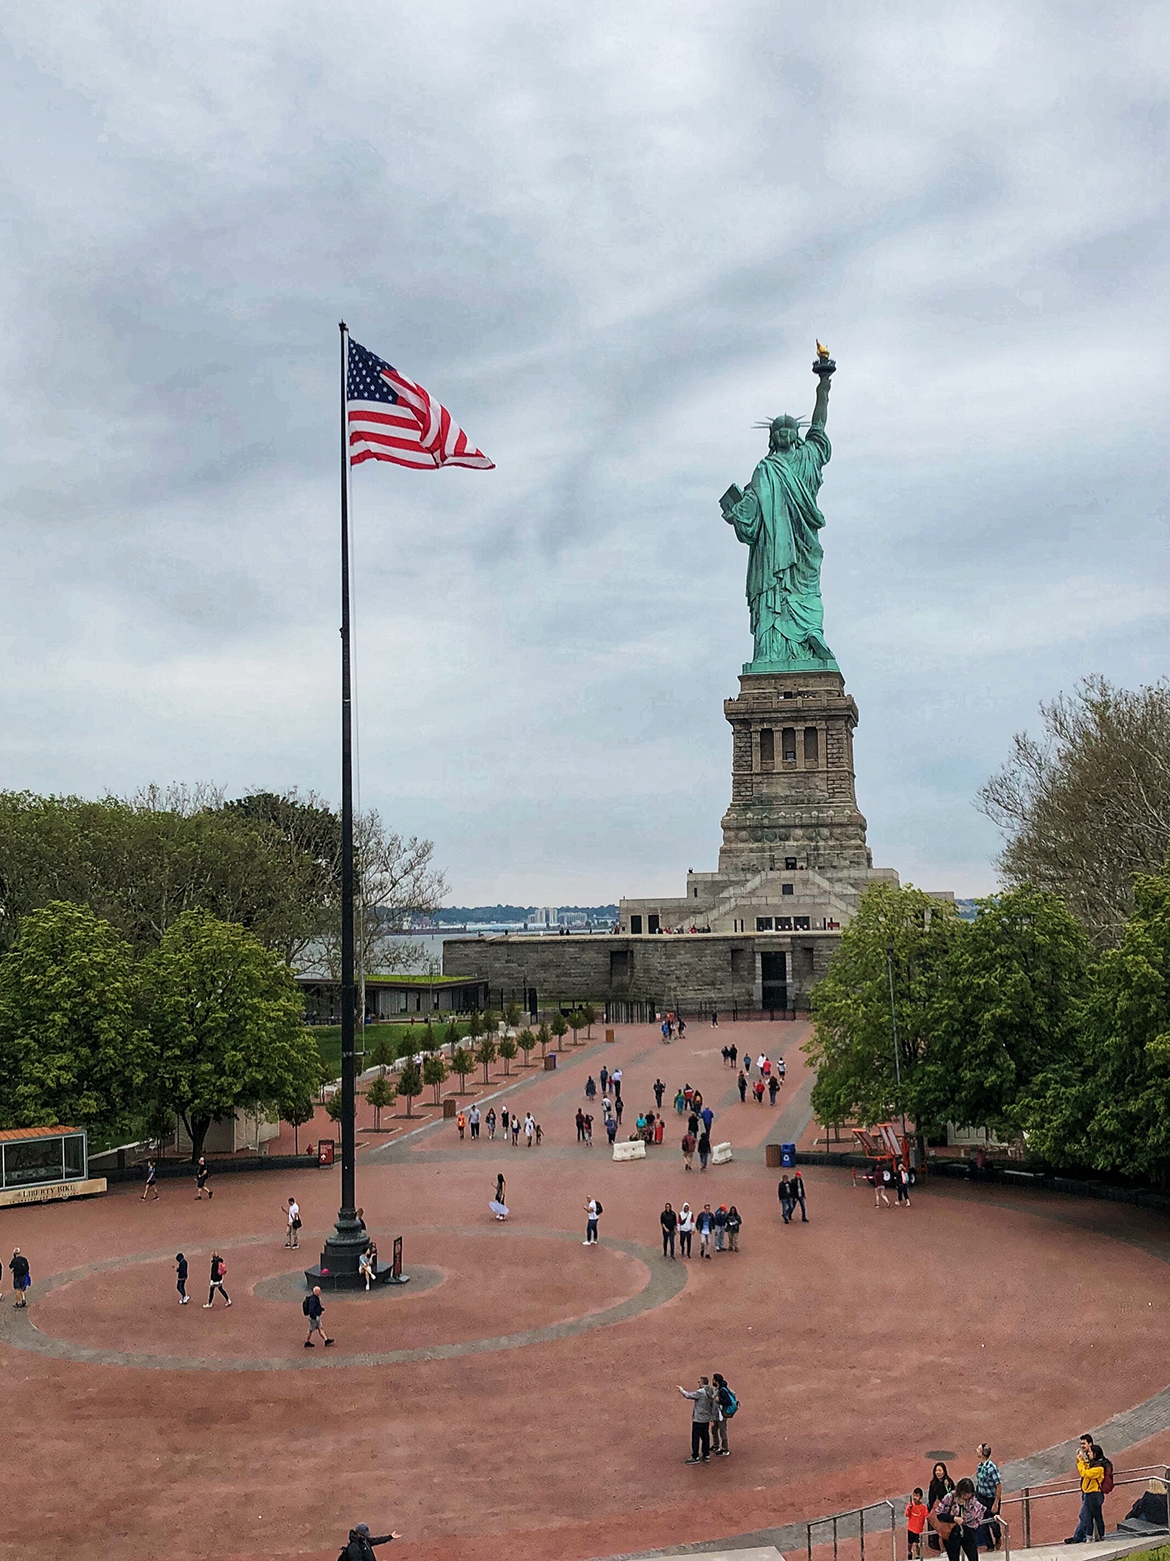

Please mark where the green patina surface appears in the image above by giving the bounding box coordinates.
[722,359,839,674]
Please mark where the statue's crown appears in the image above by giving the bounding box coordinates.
[754,414,808,433]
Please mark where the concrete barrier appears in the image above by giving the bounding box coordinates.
[612,1139,646,1162]
[711,1141,733,1165]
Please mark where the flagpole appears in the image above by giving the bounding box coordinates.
[311,320,366,1287]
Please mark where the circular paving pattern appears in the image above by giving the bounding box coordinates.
[0,1225,686,1372]
[251,1264,446,1303]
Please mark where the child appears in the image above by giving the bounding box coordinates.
[906,1489,928,1559]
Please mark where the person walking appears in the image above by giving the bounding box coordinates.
[585,1075,597,1102]
[711,1373,735,1456]
[768,1074,780,1105]
[737,1070,747,1102]
[583,1113,593,1147]
[792,1170,809,1223]
[194,1156,213,1200]
[510,1114,520,1147]
[934,1479,985,1561]
[599,1065,609,1095]
[302,1284,334,1347]
[778,1175,794,1223]
[611,1067,622,1099]
[700,1103,714,1136]
[697,1130,711,1172]
[898,1164,912,1205]
[486,1107,497,1141]
[726,1205,742,1251]
[927,1463,956,1553]
[175,1252,190,1304]
[1065,1435,1107,1543]
[678,1202,694,1258]
[713,1204,727,1252]
[491,1173,508,1220]
[576,1108,586,1143]
[974,1443,1002,1549]
[696,1203,715,1258]
[661,1202,678,1258]
[906,1489,928,1559]
[500,1107,510,1142]
[711,1010,719,1027]
[469,1105,480,1140]
[606,1114,617,1148]
[757,1052,766,1076]
[676,1016,686,1039]
[654,1078,666,1109]
[338,1522,401,1559]
[524,1112,535,1147]
[679,1376,716,1462]
[456,1110,466,1141]
[873,1166,891,1207]
[203,1252,231,1307]
[721,1045,731,1068]
[776,1054,786,1085]
[141,1160,159,1201]
[583,1197,601,1245]
[674,1088,686,1115]
[284,1196,301,1249]
[728,1043,737,1066]
[10,1248,31,1308]
[753,1078,765,1104]
[615,1095,624,1125]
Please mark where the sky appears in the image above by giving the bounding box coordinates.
[2,2,1168,904]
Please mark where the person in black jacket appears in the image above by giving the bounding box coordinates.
[660,1202,678,1259]
[339,1523,400,1559]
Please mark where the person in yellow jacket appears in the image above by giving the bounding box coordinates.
[1065,1435,1107,1543]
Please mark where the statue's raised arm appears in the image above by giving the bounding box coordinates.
[811,339,835,429]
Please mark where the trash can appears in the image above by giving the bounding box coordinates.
[765,1143,783,1169]
[317,1140,335,1167]
[780,1142,796,1168]
[605,1028,615,1043]
[544,1053,557,1071]
[443,1097,457,1119]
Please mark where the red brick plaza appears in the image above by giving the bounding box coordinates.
[4,1019,1170,1561]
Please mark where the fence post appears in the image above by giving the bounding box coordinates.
[860,1504,866,1561]
[833,1514,839,1561]
[890,1502,897,1561]
[1022,1488,1030,1549]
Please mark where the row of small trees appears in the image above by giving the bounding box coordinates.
[338,1001,600,1126]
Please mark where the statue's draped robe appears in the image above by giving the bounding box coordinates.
[726,426,836,669]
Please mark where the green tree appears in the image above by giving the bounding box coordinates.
[443,1017,461,1056]
[482,1009,500,1038]
[567,1009,584,1046]
[477,1033,498,1083]
[505,1001,522,1032]
[140,908,321,1160]
[537,1021,552,1059]
[466,1011,485,1053]
[517,1027,537,1067]
[367,1036,397,1077]
[916,885,1089,1140]
[582,1001,597,1038]
[396,1057,424,1118]
[550,1012,569,1052]
[0,901,145,1130]
[1019,864,1170,1183]
[450,1045,474,1094]
[805,883,962,1131]
[325,1091,344,1123]
[365,1074,397,1128]
[280,1095,315,1154]
[420,1020,437,1054]
[498,1034,517,1076]
[423,1052,448,1104]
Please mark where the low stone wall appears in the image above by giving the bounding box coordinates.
[442,932,839,1011]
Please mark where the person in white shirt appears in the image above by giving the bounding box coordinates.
[524,1113,535,1147]
[757,1053,766,1074]
[583,1197,601,1244]
[677,1201,695,1258]
[285,1197,301,1250]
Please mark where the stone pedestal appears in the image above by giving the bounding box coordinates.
[718,669,870,880]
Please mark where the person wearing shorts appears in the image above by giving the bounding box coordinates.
[906,1489,928,1558]
[10,1248,30,1308]
[142,1160,159,1201]
[195,1157,213,1199]
[303,1285,334,1347]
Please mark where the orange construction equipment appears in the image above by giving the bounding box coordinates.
[852,1122,911,1179]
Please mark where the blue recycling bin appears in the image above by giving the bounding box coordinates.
[780,1143,796,1167]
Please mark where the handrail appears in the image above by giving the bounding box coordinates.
[806,1500,897,1561]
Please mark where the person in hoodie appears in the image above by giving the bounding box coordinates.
[339,1522,401,1560]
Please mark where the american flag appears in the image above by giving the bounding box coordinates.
[346,339,494,470]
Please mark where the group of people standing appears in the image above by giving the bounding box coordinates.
[677,1373,738,1461]
[660,1202,741,1258]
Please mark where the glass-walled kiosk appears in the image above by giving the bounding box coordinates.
[0,1126,106,1206]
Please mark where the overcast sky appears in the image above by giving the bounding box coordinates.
[2,3,1167,904]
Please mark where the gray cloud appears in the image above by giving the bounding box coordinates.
[1,2,1167,902]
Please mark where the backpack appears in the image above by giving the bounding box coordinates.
[594,1201,603,1216]
[1102,1460,1114,1494]
[302,1296,313,1317]
[720,1385,739,1418]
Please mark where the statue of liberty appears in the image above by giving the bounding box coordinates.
[720,345,838,674]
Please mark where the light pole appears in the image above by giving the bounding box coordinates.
[885,942,908,1142]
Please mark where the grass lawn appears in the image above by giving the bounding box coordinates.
[310,1019,472,1079]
